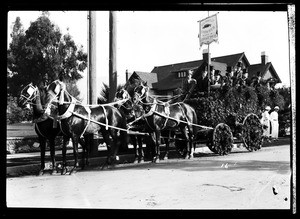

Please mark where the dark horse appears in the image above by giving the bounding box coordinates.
[18,83,70,175]
[114,88,145,163]
[132,83,198,163]
[45,80,128,170]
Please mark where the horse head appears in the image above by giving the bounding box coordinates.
[18,83,39,109]
[45,80,68,116]
[115,88,131,102]
[132,83,149,104]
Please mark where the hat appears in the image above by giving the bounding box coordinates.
[237,61,243,67]
[274,106,279,110]
[210,65,214,71]
[188,69,193,75]
[256,71,262,76]
[215,70,220,75]
[226,66,232,72]
[265,106,271,110]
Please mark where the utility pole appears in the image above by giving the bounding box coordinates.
[88,11,97,105]
[109,11,117,102]
[88,11,98,156]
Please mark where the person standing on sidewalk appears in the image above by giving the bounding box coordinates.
[261,106,271,140]
[270,106,280,140]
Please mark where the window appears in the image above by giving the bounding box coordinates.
[178,71,187,78]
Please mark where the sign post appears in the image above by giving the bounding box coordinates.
[198,12,219,96]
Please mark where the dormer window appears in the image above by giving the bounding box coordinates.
[177,71,187,78]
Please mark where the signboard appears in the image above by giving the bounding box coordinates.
[199,13,218,47]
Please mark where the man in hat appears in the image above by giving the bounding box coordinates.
[182,69,197,100]
[197,66,209,96]
[240,68,251,87]
[251,71,262,87]
[270,106,280,140]
[261,106,271,139]
[235,61,243,77]
[213,70,222,86]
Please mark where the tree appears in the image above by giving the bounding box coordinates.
[7,12,87,97]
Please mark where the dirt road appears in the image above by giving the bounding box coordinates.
[6,145,291,210]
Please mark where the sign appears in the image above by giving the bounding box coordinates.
[199,13,218,47]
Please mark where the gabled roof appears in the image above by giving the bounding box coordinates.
[151,60,204,81]
[211,52,250,67]
[248,62,282,83]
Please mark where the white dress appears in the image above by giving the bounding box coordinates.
[270,111,279,139]
[261,110,271,137]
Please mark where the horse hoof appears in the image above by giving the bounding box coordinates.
[133,159,139,164]
[61,169,67,175]
[154,157,160,163]
[69,168,77,175]
[38,170,44,176]
[139,159,144,163]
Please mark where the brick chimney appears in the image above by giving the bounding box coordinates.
[261,51,268,65]
[203,49,211,64]
[125,69,129,81]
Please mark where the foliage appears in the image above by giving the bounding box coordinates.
[98,83,109,104]
[7,96,32,124]
[7,13,87,97]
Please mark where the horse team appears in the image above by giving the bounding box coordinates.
[18,80,198,175]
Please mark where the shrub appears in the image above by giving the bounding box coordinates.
[7,96,32,124]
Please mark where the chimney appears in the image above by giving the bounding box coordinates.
[125,69,129,81]
[261,51,268,65]
[203,49,211,64]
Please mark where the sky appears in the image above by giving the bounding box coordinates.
[7,10,291,103]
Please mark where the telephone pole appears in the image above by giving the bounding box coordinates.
[109,11,117,102]
[88,11,97,105]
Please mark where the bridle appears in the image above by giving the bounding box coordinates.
[20,83,39,105]
[133,85,148,105]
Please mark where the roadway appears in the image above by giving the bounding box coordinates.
[6,144,292,210]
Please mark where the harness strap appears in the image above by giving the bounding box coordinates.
[35,123,47,139]
[101,105,109,130]
[161,102,170,129]
[57,96,77,120]
[80,106,91,138]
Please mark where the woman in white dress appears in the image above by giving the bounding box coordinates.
[270,106,279,139]
[261,106,271,138]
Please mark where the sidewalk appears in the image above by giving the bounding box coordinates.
[6,137,291,177]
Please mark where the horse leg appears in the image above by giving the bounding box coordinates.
[154,131,161,163]
[101,130,112,169]
[79,135,89,169]
[137,136,144,163]
[69,134,80,175]
[163,131,171,160]
[61,136,69,175]
[188,126,195,159]
[131,136,139,164]
[38,137,46,176]
[107,130,120,168]
[180,126,190,159]
[49,138,57,175]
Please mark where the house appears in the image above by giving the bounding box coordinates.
[126,50,281,96]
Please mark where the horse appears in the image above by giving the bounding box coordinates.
[45,80,128,170]
[18,83,70,175]
[114,88,145,163]
[132,83,198,163]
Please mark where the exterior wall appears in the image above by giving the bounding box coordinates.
[263,69,273,80]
